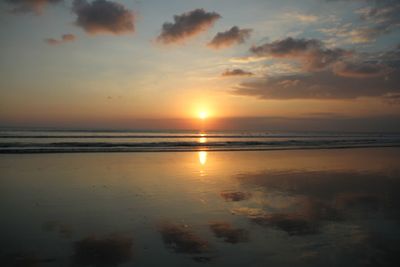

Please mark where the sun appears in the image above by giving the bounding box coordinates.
[198,111,208,120]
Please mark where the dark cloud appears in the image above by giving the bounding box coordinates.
[220,191,251,201]
[5,0,62,14]
[72,0,135,35]
[157,9,221,44]
[208,26,252,49]
[45,34,76,45]
[73,234,133,266]
[221,69,254,77]
[238,39,400,100]
[158,222,209,254]
[233,69,400,100]
[236,44,400,99]
[250,37,350,71]
[209,222,249,243]
[333,61,392,78]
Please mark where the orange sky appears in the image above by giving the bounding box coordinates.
[0,0,399,131]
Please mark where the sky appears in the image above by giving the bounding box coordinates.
[0,0,399,131]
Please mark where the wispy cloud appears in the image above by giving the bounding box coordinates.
[45,34,76,45]
[382,92,400,105]
[4,0,63,15]
[229,56,267,64]
[354,3,400,42]
[221,69,254,77]
[284,12,318,23]
[318,23,372,44]
[323,0,400,43]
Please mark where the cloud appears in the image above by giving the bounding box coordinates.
[284,12,319,23]
[5,0,62,14]
[381,44,400,68]
[221,69,254,77]
[157,9,221,44]
[250,37,350,71]
[333,61,392,78]
[382,93,400,105]
[72,0,135,35]
[45,34,76,45]
[323,1,400,43]
[237,39,400,100]
[319,23,371,44]
[233,69,400,100]
[208,26,252,49]
[229,56,267,63]
[354,3,400,41]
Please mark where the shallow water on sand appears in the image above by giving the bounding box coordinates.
[1,148,400,266]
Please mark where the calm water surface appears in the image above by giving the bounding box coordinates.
[1,148,400,266]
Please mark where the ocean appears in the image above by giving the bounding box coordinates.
[1,129,400,153]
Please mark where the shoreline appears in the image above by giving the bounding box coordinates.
[1,143,400,154]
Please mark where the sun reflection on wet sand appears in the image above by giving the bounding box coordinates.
[198,151,207,166]
[198,150,208,177]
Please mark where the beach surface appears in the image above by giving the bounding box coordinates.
[1,147,400,266]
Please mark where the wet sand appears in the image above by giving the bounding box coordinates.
[1,148,400,266]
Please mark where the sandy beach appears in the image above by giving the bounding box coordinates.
[1,147,400,266]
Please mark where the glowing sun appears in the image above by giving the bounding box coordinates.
[199,111,208,120]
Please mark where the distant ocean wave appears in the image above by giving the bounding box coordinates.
[0,134,395,139]
[1,129,400,153]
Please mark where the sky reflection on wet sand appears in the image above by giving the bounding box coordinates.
[1,148,400,266]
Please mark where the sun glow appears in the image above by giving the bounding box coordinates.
[198,111,208,120]
[199,137,207,143]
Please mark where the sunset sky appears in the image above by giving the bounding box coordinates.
[0,0,399,131]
